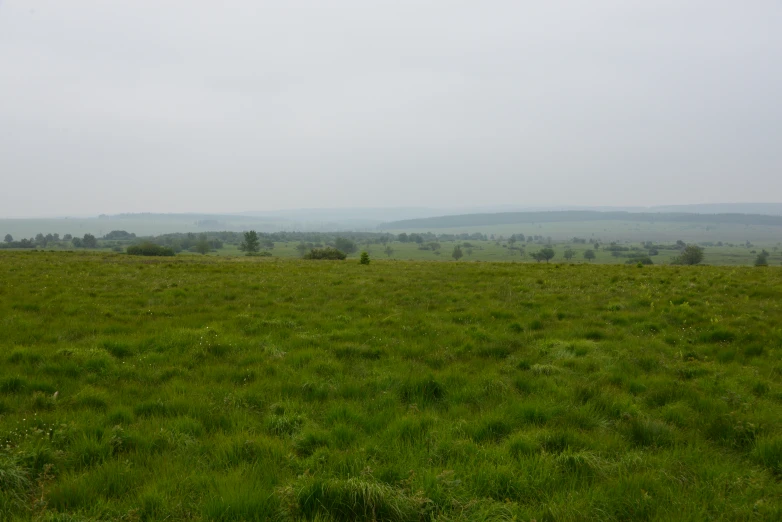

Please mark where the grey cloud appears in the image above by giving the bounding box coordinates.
[1,0,780,217]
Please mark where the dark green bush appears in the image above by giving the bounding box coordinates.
[126,242,175,257]
[303,247,347,260]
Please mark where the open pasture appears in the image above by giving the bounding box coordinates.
[1,252,781,520]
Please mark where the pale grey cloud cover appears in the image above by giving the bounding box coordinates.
[1,1,780,217]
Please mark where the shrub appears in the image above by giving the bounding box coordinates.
[126,242,175,257]
[360,251,370,265]
[672,245,704,265]
[755,250,770,266]
[303,247,346,260]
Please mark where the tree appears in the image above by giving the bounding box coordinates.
[295,242,308,256]
[71,237,83,248]
[82,234,97,248]
[3,234,12,243]
[63,234,73,241]
[539,247,555,263]
[384,245,394,257]
[452,245,463,261]
[359,251,370,265]
[334,237,357,254]
[755,250,770,266]
[564,248,575,260]
[195,239,211,255]
[584,249,596,262]
[240,230,260,254]
[397,233,409,243]
[675,244,704,265]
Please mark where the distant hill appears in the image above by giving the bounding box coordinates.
[649,203,782,215]
[379,210,782,230]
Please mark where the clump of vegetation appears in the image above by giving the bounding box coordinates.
[360,251,370,265]
[626,256,653,265]
[673,244,704,265]
[126,242,175,256]
[304,247,347,260]
[755,249,770,266]
[279,476,424,521]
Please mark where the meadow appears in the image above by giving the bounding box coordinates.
[1,252,782,521]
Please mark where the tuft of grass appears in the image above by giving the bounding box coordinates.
[627,418,675,447]
[279,476,424,522]
[0,455,30,507]
[398,377,446,407]
[0,377,27,394]
[753,437,782,476]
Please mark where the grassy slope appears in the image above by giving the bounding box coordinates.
[1,252,781,521]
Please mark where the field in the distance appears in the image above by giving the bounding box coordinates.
[1,252,781,521]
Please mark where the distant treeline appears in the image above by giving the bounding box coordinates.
[1,229,495,253]
[380,211,782,230]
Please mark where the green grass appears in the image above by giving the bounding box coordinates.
[1,251,781,520]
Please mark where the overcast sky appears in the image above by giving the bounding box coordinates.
[1,1,781,217]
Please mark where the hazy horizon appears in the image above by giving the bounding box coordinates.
[2,1,781,217]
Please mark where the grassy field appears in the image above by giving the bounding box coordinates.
[1,252,782,520]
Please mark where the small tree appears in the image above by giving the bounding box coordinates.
[539,247,555,263]
[452,245,463,261]
[564,248,575,260]
[240,230,260,254]
[3,234,12,243]
[195,239,211,255]
[82,234,97,248]
[755,250,769,266]
[384,245,394,257]
[360,251,370,265]
[675,244,704,265]
[583,249,595,262]
[334,237,357,254]
[71,237,83,248]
